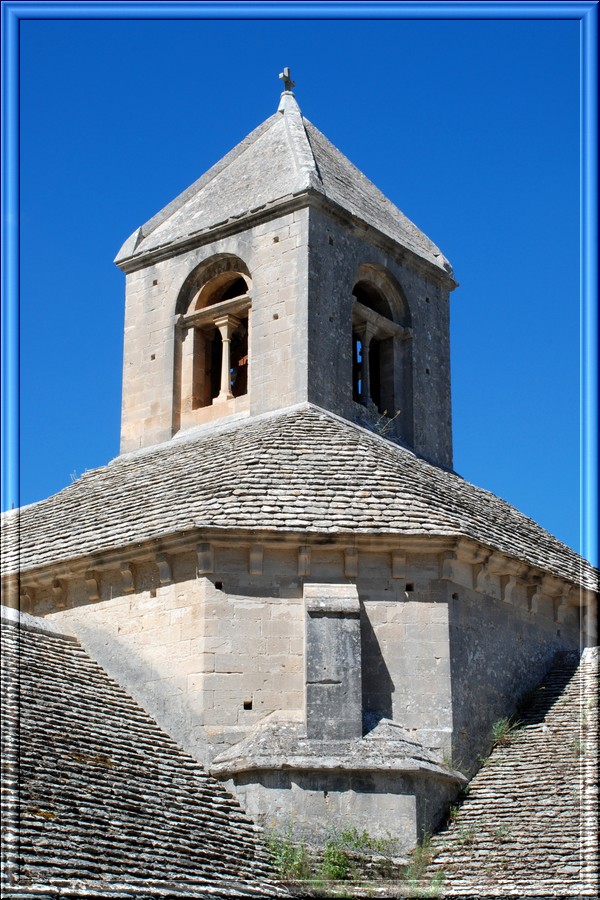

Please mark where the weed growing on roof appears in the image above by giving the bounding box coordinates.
[494,825,513,843]
[454,824,477,846]
[570,738,588,755]
[265,825,311,880]
[372,409,402,436]
[264,823,404,889]
[441,752,464,772]
[401,834,445,898]
[490,716,522,747]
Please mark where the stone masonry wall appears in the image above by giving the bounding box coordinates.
[39,545,455,767]
[120,209,309,453]
[307,208,453,468]
[34,541,580,777]
[448,579,581,774]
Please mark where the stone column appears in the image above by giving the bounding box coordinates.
[304,583,362,740]
[213,314,240,403]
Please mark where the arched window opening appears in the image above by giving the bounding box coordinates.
[178,259,252,419]
[352,281,399,416]
[196,274,248,310]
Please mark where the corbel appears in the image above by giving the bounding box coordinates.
[155,553,172,586]
[154,553,173,584]
[196,543,214,576]
[526,575,544,616]
[391,551,406,580]
[440,551,458,582]
[51,578,66,610]
[554,587,572,625]
[20,585,35,612]
[249,545,263,577]
[84,571,100,602]
[502,575,520,606]
[119,563,135,594]
[298,546,311,577]
[499,561,529,604]
[344,547,358,578]
[474,555,493,593]
[455,539,491,567]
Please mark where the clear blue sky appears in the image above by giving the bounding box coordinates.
[5,9,597,564]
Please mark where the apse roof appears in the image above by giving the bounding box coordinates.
[1,607,287,898]
[2,404,596,592]
[423,647,599,895]
[115,92,453,277]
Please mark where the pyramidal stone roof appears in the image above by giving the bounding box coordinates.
[1,607,287,899]
[2,405,596,592]
[422,647,599,896]
[115,92,452,277]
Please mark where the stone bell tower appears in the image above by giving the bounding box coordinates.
[6,70,593,855]
[116,72,457,467]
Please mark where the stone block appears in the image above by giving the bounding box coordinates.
[304,583,362,740]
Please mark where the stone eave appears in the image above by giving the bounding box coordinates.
[115,189,457,291]
[3,527,593,614]
[2,528,458,591]
[210,753,467,784]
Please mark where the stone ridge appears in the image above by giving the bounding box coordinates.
[116,94,451,275]
[1,617,287,898]
[422,648,599,897]
[1,405,595,591]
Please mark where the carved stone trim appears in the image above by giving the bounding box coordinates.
[196,543,214,576]
[84,571,100,602]
[120,563,135,594]
[155,554,172,585]
[249,545,263,577]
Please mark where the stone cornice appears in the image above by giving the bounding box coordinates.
[3,527,594,613]
[116,190,458,291]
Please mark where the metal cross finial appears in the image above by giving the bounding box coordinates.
[279,67,295,93]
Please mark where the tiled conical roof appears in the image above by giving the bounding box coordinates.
[2,405,596,591]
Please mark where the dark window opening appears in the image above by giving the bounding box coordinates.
[353,282,392,319]
[230,321,248,398]
[352,333,363,402]
[369,340,382,411]
[217,277,247,303]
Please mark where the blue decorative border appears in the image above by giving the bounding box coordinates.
[1,1,598,570]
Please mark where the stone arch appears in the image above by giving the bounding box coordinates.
[351,264,413,445]
[175,255,252,316]
[353,263,411,327]
[173,254,252,433]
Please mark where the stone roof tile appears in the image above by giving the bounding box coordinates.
[116,94,451,276]
[1,612,287,898]
[2,406,596,592]
[422,647,599,896]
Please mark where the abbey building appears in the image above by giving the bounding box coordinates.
[3,78,597,849]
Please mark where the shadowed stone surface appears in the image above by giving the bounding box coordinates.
[422,647,599,897]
